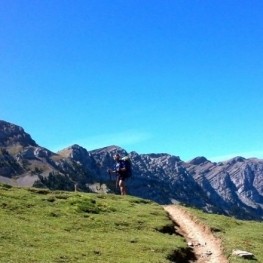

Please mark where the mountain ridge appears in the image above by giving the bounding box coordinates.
[0,120,263,220]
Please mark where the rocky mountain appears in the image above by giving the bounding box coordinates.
[0,120,96,190]
[1,120,263,220]
[0,120,37,148]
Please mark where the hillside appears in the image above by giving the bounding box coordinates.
[0,120,263,220]
[0,184,188,263]
[1,184,262,262]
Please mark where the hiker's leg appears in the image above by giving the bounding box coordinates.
[118,179,127,195]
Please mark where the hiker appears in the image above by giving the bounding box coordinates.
[108,153,130,195]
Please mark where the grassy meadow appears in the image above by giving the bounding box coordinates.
[0,184,186,263]
[184,206,263,263]
[1,183,263,263]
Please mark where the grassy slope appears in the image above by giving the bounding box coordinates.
[1,184,263,263]
[0,184,186,263]
[184,206,263,263]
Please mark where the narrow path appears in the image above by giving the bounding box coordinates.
[163,205,228,263]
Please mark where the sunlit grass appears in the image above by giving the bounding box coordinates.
[2,184,262,262]
[184,206,263,262]
[0,184,186,263]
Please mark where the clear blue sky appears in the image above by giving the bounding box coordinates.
[1,0,263,161]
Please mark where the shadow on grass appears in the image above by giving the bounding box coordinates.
[155,222,184,238]
[167,247,197,263]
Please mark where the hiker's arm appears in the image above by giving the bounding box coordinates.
[119,167,126,172]
[107,168,126,175]
[107,162,126,174]
[107,169,117,174]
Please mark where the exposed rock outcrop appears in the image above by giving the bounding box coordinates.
[0,120,37,148]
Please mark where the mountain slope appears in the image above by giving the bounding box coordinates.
[1,184,263,262]
[0,184,188,263]
[0,120,96,190]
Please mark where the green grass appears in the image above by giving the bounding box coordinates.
[2,184,263,263]
[183,206,263,262]
[0,184,186,263]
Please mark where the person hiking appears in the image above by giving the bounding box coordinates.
[108,153,130,195]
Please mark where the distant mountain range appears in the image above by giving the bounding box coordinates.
[1,120,263,220]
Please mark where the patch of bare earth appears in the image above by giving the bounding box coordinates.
[163,205,228,263]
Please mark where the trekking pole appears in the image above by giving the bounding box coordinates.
[107,169,112,181]
[116,175,120,192]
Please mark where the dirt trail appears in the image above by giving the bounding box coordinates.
[163,205,228,263]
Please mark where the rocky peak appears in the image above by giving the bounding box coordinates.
[90,145,127,155]
[0,120,37,148]
[58,144,90,159]
[57,144,99,173]
[226,156,246,165]
[189,156,209,165]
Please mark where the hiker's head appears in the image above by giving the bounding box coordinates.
[113,153,121,161]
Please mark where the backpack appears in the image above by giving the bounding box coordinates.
[121,156,132,178]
